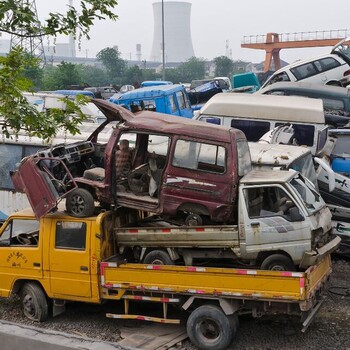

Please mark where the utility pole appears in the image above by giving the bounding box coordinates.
[161,0,165,80]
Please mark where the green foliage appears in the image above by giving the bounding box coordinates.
[0,0,118,39]
[0,0,118,139]
[214,56,234,77]
[97,47,126,78]
[176,57,207,82]
[0,48,88,139]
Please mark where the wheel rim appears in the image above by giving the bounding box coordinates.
[270,264,287,271]
[22,294,36,318]
[196,318,221,343]
[70,194,86,215]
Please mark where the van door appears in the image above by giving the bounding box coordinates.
[240,185,311,260]
[0,218,42,297]
[163,138,233,222]
[48,218,92,299]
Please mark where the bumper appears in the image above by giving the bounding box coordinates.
[299,235,341,269]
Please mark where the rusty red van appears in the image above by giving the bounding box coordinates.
[11,100,251,224]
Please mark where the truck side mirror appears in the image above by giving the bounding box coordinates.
[289,207,304,222]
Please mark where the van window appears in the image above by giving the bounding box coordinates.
[169,95,177,113]
[315,57,341,72]
[173,140,226,173]
[291,62,318,80]
[199,116,222,125]
[231,120,270,141]
[276,123,315,146]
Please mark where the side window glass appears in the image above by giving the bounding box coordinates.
[291,62,317,80]
[245,187,297,220]
[199,116,222,125]
[55,221,86,250]
[169,95,177,113]
[317,57,341,72]
[231,120,270,141]
[0,219,40,246]
[275,123,315,146]
[176,91,186,110]
[173,140,226,174]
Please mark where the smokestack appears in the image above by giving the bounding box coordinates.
[136,44,142,61]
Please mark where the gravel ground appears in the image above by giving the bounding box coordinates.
[0,257,349,349]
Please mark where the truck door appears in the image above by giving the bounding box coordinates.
[240,185,311,257]
[48,219,92,299]
[0,218,42,296]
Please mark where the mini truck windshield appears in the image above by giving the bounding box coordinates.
[290,174,325,215]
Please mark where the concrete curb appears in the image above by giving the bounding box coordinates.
[0,320,127,350]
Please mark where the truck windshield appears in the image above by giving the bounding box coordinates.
[290,174,325,215]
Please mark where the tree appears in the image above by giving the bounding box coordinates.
[213,56,233,78]
[49,61,82,89]
[177,57,206,82]
[0,0,118,139]
[0,47,88,140]
[97,47,126,78]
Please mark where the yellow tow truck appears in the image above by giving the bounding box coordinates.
[0,207,332,350]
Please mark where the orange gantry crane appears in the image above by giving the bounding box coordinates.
[241,30,349,72]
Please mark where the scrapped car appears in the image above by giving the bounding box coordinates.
[11,100,251,223]
[261,36,350,88]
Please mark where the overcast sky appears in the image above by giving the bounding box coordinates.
[34,0,350,64]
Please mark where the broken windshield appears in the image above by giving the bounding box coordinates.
[290,174,325,215]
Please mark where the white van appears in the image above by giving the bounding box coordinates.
[194,93,328,155]
[261,36,350,88]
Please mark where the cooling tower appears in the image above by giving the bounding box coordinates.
[150,1,195,62]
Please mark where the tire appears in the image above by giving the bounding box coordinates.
[66,188,95,217]
[143,250,174,265]
[20,282,48,322]
[186,305,235,350]
[185,214,203,226]
[261,254,296,271]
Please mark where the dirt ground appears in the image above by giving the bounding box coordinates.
[0,257,349,350]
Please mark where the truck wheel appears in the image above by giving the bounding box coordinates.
[185,213,203,226]
[187,305,236,350]
[20,282,48,322]
[66,188,95,217]
[261,254,296,271]
[143,250,174,265]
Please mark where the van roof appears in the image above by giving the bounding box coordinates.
[129,110,245,143]
[198,93,325,124]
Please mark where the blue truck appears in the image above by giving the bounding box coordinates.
[109,84,193,118]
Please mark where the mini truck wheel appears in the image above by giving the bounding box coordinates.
[66,188,95,217]
[186,305,237,350]
[143,249,174,265]
[261,254,296,271]
[20,282,48,322]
